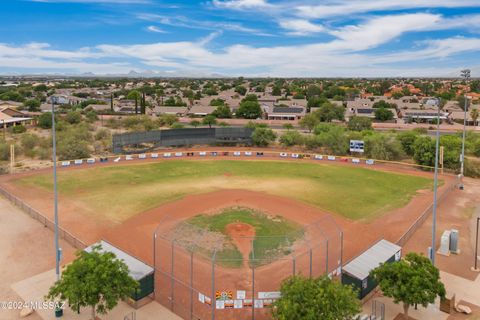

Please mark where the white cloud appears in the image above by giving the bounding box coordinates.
[279,19,325,36]
[212,0,273,9]
[296,0,480,19]
[146,26,166,33]
[1,13,479,77]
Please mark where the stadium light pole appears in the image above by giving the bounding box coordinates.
[52,100,61,281]
[430,98,441,265]
[459,69,471,190]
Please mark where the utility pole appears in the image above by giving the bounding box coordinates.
[473,217,480,272]
[459,69,471,190]
[431,98,441,265]
[51,101,61,282]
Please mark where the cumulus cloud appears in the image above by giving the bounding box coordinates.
[278,19,325,36]
[212,0,273,10]
[296,0,480,19]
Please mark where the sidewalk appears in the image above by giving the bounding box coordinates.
[11,269,181,320]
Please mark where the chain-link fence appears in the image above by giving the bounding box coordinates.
[0,186,86,250]
[153,215,342,320]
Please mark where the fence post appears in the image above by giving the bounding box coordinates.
[190,250,193,320]
[171,241,175,311]
[211,249,217,320]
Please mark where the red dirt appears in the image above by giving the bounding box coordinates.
[225,222,255,269]
[0,147,460,320]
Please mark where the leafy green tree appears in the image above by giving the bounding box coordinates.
[189,120,200,128]
[157,114,178,127]
[364,133,403,160]
[237,95,262,119]
[373,100,396,109]
[209,98,225,106]
[46,245,138,320]
[11,125,26,134]
[282,123,294,130]
[85,110,98,122]
[38,112,54,129]
[348,116,372,131]
[212,105,232,119]
[272,86,282,96]
[307,96,328,112]
[273,275,360,320]
[371,252,445,319]
[314,102,345,122]
[280,130,304,147]
[306,85,322,99]
[413,136,436,167]
[299,114,320,132]
[127,90,141,114]
[315,125,349,155]
[440,135,462,170]
[23,99,41,112]
[251,127,276,147]
[34,84,48,92]
[374,108,394,121]
[202,115,217,128]
[235,85,247,96]
[65,110,82,124]
[397,131,419,156]
[57,125,92,160]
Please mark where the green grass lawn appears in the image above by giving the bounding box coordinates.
[188,207,303,268]
[14,160,434,222]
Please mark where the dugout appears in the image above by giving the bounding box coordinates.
[341,239,401,299]
[84,240,154,305]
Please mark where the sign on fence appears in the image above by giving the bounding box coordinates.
[350,140,365,153]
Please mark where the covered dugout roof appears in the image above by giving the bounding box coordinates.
[85,240,153,280]
[342,239,401,280]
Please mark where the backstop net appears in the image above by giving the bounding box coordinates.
[153,215,343,320]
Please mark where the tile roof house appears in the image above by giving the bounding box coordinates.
[265,106,306,120]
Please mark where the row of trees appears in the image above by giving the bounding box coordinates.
[45,247,442,320]
[273,252,444,319]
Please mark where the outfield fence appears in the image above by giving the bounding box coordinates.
[0,187,87,250]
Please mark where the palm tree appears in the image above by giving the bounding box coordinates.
[471,108,479,127]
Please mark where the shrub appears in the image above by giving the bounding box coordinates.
[251,127,276,147]
[38,112,54,129]
[280,130,304,147]
[11,125,26,134]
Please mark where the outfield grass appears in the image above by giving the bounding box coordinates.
[15,160,434,222]
[188,207,303,267]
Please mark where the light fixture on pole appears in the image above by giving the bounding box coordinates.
[459,69,470,190]
[430,98,441,265]
[51,101,62,281]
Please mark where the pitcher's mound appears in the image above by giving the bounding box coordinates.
[225,222,255,238]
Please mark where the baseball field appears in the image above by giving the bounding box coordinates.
[0,154,454,320]
[13,159,433,222]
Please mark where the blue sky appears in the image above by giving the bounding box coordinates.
[1,0,480,77]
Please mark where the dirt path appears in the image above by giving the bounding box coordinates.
[225,222,255,269]
[0,195,76,320]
